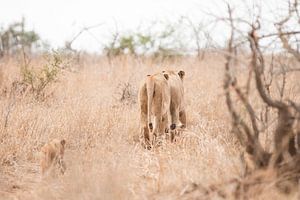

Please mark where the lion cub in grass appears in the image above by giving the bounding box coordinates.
[40,139,66,176]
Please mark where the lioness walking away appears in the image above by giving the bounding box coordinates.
[138,73,171,148]
[162,70,186,130]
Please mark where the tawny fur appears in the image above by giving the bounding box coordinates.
[138,73,171,147]
[40,139,66,176]
[162,70,186,130]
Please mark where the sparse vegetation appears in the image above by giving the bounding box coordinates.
[104,20,187,59]
[0,18,41,57]
[5,51,70,101]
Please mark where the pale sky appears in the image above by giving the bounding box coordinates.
[0,0,288,52]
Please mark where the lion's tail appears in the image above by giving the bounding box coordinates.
[146,76,155,131]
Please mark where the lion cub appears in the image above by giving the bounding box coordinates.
[40,139,66,176]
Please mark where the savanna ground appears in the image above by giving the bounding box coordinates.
[0,54,299,199]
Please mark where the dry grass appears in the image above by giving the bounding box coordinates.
[0,55,299,199]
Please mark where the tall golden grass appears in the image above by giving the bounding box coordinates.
[0,54,299,199]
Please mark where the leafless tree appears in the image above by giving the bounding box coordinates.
[222,0,300,196]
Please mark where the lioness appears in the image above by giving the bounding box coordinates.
[162,70,186,130]
[138,73,171,147]
[40,139,66,176]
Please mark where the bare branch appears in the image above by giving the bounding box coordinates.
[223,4,270,168]
[231,81,259,139]
[65,23,104,50]
[248,29,286,109]
[275,0,300,61]
[259,31,300,40]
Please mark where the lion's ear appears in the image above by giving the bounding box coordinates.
[61,139,66,146]
[178,70,185,79]
[163,73,169,80]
